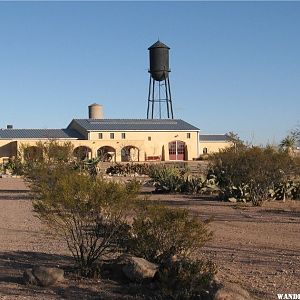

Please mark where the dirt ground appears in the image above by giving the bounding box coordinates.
[0,177,299,299]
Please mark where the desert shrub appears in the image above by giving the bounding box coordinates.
[2,157,24,175]
[18,141,103,178]
[148,165,184,193]
[156,258,216,300]
[127,204,212,265]
[14,141,75,177]
[38,140,74,164]
[32,169,139,277]
[126,204,215,299]
[209,145,299,205]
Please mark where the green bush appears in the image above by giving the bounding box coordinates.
[127,204,212,265]
[126,204,215,299]
[11,140,76,177]
[2,157,24,175]
[209,146,299,205]
[32,169,139,277]
[157,257,216,300]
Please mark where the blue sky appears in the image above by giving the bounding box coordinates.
[0,1,299,145]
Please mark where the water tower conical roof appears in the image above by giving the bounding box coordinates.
[148,40,170,50]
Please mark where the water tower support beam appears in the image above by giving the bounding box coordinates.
[164,78,170,118]
[147,75,151,118]
[151,78,155,118]
[167,77,174,119]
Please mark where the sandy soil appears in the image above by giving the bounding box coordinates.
[0,177,299,299]
[151,193,300,299]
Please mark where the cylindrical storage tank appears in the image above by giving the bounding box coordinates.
[88,103,103,119]
[148,40,170,81]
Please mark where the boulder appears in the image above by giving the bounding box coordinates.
[23,266,64,287]
[213,282,252,300]
[122,256,158,282]
[23,269,38,285]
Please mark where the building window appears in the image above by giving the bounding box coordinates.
[121,133,126,139]
[110,133,114,139]
[148,136,151,141]
[187,133,191,139]
[203,147,208,154]
[98,133,103,139]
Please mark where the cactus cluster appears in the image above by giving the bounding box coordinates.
[269,179,300,201]
[148,165,219,194]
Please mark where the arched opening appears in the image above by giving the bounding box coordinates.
[97,146,116,162]
[74,146,92,160]
[121,146,139,162]
[168,140,186,160]
[23,146,43,162]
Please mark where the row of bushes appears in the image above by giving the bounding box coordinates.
[2,141,103,178]
[106,163,152,176]
[105,162,192,177]
[209,146,300,205]
[146,146,300,205]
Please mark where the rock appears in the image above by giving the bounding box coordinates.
[122,256,158,282]
[33,266,64,286]
[213,282,252,300]
[23,269,38,285]
[228,197,237,203]
[23,266,64,287]
[101,261,127,281]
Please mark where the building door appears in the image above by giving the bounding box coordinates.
[168,141,185,160]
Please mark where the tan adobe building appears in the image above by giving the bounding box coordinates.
[0,105,232,163]
[199,134,231,155]
[0,104,201,163]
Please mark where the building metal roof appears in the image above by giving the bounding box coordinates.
[199,134,229,142]
[0,129,82,140]
[68,119,199,132]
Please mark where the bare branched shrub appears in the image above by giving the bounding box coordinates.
[32,169,139,276]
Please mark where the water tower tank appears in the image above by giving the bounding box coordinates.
[88,103,103,119]
[148,40,170,82]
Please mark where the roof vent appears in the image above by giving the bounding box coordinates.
[7,125,13,129]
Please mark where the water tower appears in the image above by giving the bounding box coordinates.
[147,40,174,119]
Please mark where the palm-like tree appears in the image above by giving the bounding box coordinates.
[279,135,296,154]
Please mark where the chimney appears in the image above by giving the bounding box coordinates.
[88,103,103,119]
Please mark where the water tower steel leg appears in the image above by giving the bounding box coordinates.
[167,77,174,119]
[151,79,155,119]
[147,75,152,119]
[164,77,170,118]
